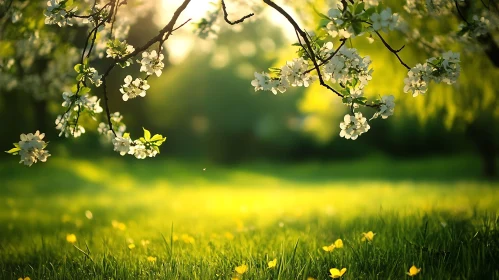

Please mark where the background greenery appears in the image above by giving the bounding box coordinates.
[1,1,499,279]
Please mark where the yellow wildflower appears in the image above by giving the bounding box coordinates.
[268,258,277,268]
[18,277,30,280]
[329,268,347,278]
[128,243,136,249]
[66,234,77,244]
[181,234,195,244]
[147,256,157,263]
[306,278,316,280]
[334,239,344,248]
[225,232,234,240]
[141,239,150,247]
[322,244,335,252]
[112,220,126,231]
[406,265,421,276]
[235,264,248,274]
[361,231,375,241]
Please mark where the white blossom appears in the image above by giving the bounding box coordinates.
[119,75,150,101]
[339,112,371,140]
[138,50,164,77]
[112,136,132,156]
[44,0,72,27]
[370,8,399,32]
[323,48,373,87]
[371,95,395,120]
[404,51,460,96]
[251,72,282,94]
[55,114,86,138]
[14,131,50,166]
[280,58,317,87]
[404,63,432,97]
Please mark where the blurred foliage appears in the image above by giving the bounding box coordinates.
[0,0,497,166]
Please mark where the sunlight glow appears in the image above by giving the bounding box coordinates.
[156,0,299,64]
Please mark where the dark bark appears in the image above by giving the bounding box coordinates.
[466,119,497,178]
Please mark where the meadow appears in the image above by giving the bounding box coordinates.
[0,156,498,279]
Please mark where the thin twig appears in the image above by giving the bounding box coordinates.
[454,0,469,24]
[221,0,254,25]
[374,31,411,70]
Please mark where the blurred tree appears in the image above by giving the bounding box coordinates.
[292,0,498,176]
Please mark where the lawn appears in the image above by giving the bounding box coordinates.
[0,156,498,279]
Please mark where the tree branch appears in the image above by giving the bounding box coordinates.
[263,0,343,98]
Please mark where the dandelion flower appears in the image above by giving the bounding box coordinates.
[18,277,30,280]
[361,231,375,241]
[407,265,421,276]
[128,243,136,249]
[147,256,157,263]
[225,232,234,240]
[181,234,195,244]
[322,244,335,252]
[235,264,248,274]
[66,233,77,244]
[141,239,150,247]
[112,220,126,230]
[330,268,347,278]
[334,239,344,248]
[307,278,316,280]
[268,258,277,268]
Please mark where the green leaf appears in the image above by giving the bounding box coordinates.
[352,21,363,35]
[14,143,20,148]
[80,87,91,94]
[318,18,330,29]
[5,147,21,154]
[65,0,74,7]
[143,128,151,141]
[152,146,160,153]
[123,132,130,139]
[354,3,365,15]
[150,134,164,142]
[364,7,376,17]
[76,73,84,81]
[74,64,82,73]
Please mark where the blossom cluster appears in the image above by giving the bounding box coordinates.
[6,131,50,166]
[138,50,165,77]
[326,8,356,39]
[404,51,460,97]
[112,129,166,159]
[323,47,373,88]
[106,39,135,67]
[458,15,490,39]
[98,112,127,139]
[61,89,103,114]
[44,0,72,27]
[251,57,316,95]
[120,75,150,101]
[370,8,399,32]
[74,63,102,87]
[371,95,395,120]
[339,113,371,140]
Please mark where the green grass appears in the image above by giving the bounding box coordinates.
[0,157,498,279]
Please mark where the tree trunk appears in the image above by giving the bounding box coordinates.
[466,120,497,178]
